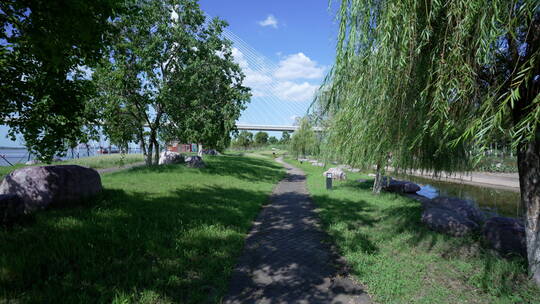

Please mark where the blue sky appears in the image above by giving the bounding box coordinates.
[0,1,339,147]
[199,0,339,130]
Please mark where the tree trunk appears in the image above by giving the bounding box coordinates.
[153,140,160,165]
[372,163,383,194]
[138,132,148,164]
[146,137,153,166]
[517,134,540,285]
[197,143,203,157]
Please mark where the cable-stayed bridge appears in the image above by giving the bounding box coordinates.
[220,27,318,133]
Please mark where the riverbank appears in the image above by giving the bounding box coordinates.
[0,154,145,178]
[0,155,284,303]
[285,158,539,303]
[394,169,520,192]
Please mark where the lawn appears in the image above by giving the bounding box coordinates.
[0,154,145,178]
[285,158,540,304]
[0,155,284,303]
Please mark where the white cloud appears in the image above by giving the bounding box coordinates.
[258,14,278,28]
[274,53,325,80]
[232,47,272,96]
[275,81,318,102]
[231,47,248,69]
[231,48,320,102]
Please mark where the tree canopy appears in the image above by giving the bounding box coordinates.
[93,0,249,164]
[320,0,539,284]
[290,118,318,158]
[0,0,126,161]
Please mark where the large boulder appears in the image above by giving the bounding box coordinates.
[158,151,184,165]
[483,217,526,257]
[185,156,205,168]
[202,149,219,156]
[422,207,479,237]
[323,168,347,180]
[0,194,25,226]
[427,196,485,225]
[0,165,102,212]
[381,177,421,194]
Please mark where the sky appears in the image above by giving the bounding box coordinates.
[0,0,340,147]
[199,0,339,127]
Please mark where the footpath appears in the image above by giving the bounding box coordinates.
[223,158,371,304]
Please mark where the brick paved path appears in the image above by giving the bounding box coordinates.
[223,158,372,304]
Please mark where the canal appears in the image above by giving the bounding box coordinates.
[396,174,522,218]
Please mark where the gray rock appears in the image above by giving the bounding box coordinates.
[0,194,25,225]
[323,168,347,180]
[483,217,526,257]
[428,196,485,225]
[0,165,102,212]
[25,160,40,165]
[185,156,205,168]
[422,207,479,237]
[158,151,184,165]
[381,177,421,194]
[203,149,219,156]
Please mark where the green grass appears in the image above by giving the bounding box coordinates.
[58,153,145,169]
[0,155,284,303]
[0,154,145,177]
[285,158,540,304]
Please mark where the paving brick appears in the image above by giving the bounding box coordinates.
[223,158,372,304]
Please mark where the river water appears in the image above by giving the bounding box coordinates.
[397,174,522,218]
[0,147,141,166]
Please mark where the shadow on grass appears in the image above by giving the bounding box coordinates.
[311,193,379,255]
[379,195,537,299]
[0,174,279,303]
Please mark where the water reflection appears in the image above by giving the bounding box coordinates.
[397,174,522,218]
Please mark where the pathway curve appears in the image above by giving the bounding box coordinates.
[223,158,372,304]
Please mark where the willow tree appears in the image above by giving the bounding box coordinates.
[322,0,540,284]
[290,117,319,158]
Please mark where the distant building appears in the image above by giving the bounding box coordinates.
[167,141,197,153]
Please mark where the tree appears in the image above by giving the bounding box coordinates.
[322,0,540,284]
[94,0,248,165]
[235,131,253,150]
[0,0,126,161]
[290,118,318,158]
[280,131,291,144]
[254,132,269,146]
[268,136,278,145]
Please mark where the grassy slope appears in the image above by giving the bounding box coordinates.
[0,155,284,303]
[285,158,540,304]
[0,154,144,177]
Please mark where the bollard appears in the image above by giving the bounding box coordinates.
[326,172,333,190]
